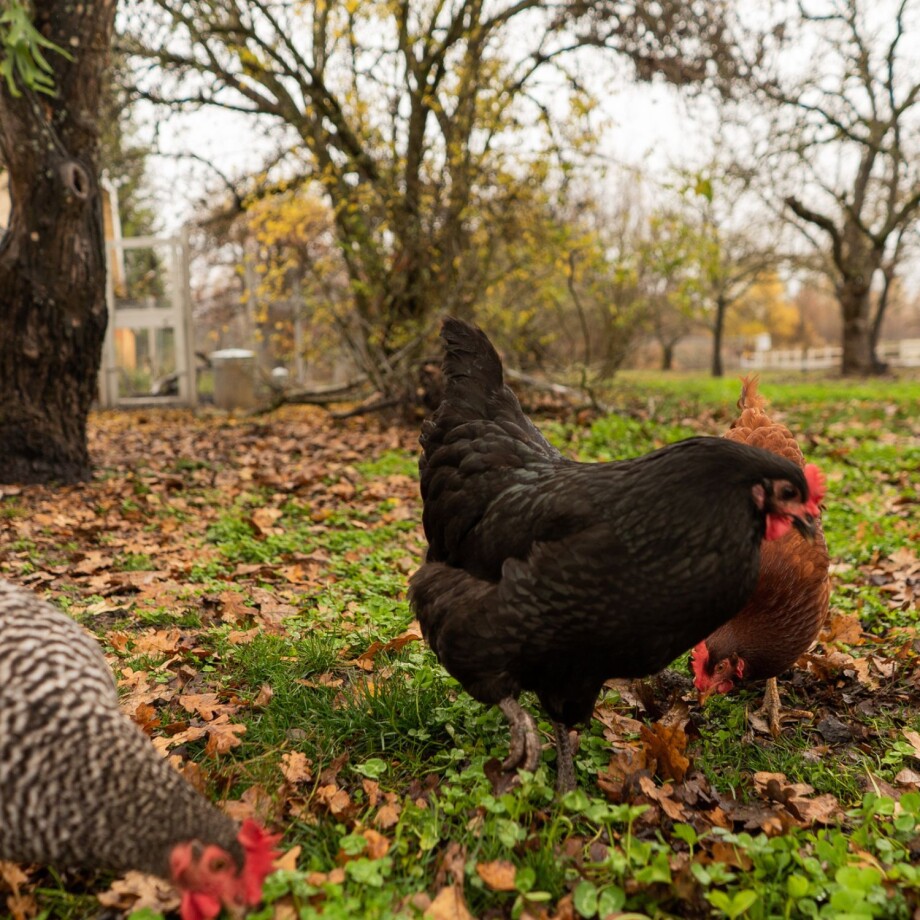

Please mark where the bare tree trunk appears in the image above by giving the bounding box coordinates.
[0,0,115,483]
[711,293,727,377]
[870,249,901,373]
[838,280,877,376]
[661,342,675,370]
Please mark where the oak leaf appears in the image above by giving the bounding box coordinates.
[178,692,227,721]
[641,720,691,783]
[203,714,247,756]
[637,775,687,822]
[96,871,180,915]
[280,751,313,785]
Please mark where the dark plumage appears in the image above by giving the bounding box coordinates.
[409,319,820,791]
[0,580,277,920]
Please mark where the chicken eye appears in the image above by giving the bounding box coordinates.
[779,484,797,501]
[209,857,228,873]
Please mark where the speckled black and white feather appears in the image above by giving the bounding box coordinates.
[409,319,814,729]
[0,580,241,879]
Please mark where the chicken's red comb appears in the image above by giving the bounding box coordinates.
[690,641,710,690]
[803,463,826,516]
[239,819,281,904]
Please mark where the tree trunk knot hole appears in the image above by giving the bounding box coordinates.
[60,162,91,200]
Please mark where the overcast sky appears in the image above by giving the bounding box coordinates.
[138,76,712,235]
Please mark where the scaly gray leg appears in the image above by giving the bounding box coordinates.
[498,697,541,773]
[553,722,577,794]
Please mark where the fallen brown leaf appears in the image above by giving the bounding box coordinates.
[361,828,391,860]
[476,859,517,892]
[253,683,274,708]
[641,720,691,783]
[222,784,275,824]
[709,840,753,871]
[820,612,864,646]
[316,783,353,817]
[753,771,842,827]
[203,714,247,756]
[374,802,401,829]
[251,507,283,535]
[903,729,920,760]
[348,621,424,670]
[637,775,687,822]
[96,871,180,915]
[132,629,183,656]
[178,692,228,721]
[0,862,36,920]
[274,845,302,873]
[425,885,475,920]
[894,767,920,788]
[280,751,313,785]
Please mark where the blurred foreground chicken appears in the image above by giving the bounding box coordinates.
[0,580,278,920]
[692,376,829,735]
[409,319,822,792]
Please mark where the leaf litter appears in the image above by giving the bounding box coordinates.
[0,397,917,918]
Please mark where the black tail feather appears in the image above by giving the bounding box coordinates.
[440,317,507,413]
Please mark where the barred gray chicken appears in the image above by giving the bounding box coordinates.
[409,319,821,792]
[0,580,277,920]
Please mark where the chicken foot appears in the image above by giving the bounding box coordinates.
[553,722,578,794]
[759,677,783,737]
[756,676,812,738]
[498,697,541,774]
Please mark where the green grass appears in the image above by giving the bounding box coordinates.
[3,375,918,920]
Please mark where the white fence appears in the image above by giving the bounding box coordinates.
[740,339,920,371]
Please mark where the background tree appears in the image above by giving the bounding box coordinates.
[474,176,648,381]
[242,185,350,380]
[726,271,804,346]
[679,168,782,376]
[635,209,706,371]
[748,0,920,374]
[122,0,731,405]
[0,0,115,483]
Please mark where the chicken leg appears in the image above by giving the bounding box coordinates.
[758,677,783,738]
[755,676,812,738]
[553,722,577,794]
[499,697,541,773]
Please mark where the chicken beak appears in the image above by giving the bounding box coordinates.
[792,512,817,543]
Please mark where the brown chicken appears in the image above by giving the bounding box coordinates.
[692,376,830,735]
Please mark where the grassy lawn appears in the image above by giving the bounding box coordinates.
[0,373,918,920]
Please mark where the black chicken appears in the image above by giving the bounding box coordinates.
[409,319,820,792]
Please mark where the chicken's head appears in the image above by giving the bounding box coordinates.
[170,820,280,920]
[755,463,826,542]
[691,642,745,702]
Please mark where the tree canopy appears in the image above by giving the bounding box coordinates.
[121,0,733,401]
